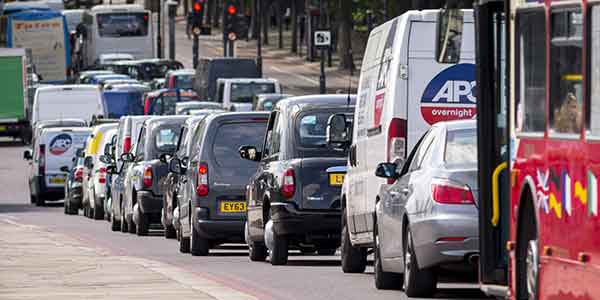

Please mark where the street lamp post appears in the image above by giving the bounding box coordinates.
[256,0,263,77]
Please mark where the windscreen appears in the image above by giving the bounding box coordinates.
[444,128,477,165]
[97,12,149,37]
[154,125,179,154]
[175,74,194,90]
[151,95,197,115]
[212,122,267,170]
[231,83,276,103]
[296,111,353,151]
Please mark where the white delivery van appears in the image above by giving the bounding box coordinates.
[25,127,92,206]
[340,10,475,273]
[216,78,281,112]
[32,85,104,126]
[81,123,118,220]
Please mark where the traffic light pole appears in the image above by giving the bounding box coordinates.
[256,0,263,77]
[193,34,199,68]
[319,48,326,94]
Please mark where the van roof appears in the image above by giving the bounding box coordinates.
[41,126,92,134]
[90,4,145,13]
[37,84,100,93]
[390,9,474,24]
[218,78,278,83]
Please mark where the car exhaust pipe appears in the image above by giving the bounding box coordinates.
[468,254,480,265]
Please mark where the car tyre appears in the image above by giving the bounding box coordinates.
[65,200,77,215]
[110,213,120,231]
[374,225,403,290]
[403,228,437,297]
[136,212,149,236]
[190,224,210,256]
[341,216,367,273]
[127,215,136,234]
[269,232,288,265]
[93,205,104,220]
[249,242,268,262]
[120,202,129,233]
[164,225,176,239]
[179,235,190,253]
[30,194,36,204]
[35,194,45,206]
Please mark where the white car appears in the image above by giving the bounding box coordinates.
[25,126,92,206]
[215,78,281,112]
[339,9,477,274]
[81,123,118,220]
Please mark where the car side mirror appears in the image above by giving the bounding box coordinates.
[435,8,464,64]
[239,145,260,161]
[375,162,399,179]
[169,157,183,174]
[326,114,350,145]
[106,165,117,174]
[159,153,172,164]
[23,149,33,160]
[104,143,112,156]
[76,148,84,157]
[60,166,70,173]
[84,156,94,169]
[121,152,135,162]
[99,155,113,164]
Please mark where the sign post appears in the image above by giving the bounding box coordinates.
[314,30,331,94]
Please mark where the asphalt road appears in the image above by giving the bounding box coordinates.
[0,142,489,300]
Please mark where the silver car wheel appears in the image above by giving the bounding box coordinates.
[526,239,539,300]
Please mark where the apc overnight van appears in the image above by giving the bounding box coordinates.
[340,9,476,273]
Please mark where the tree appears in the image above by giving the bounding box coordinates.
[337,0,353,70]
[290,0,298,53]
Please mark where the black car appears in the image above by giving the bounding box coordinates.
[121,116,188,236]
[162,115,212,239]
[240,95,355,265]
[63,149,85,215]
[109,59,184,82]
[171,112,269,255]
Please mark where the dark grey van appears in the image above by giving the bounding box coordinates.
[172,112,269,256]
[193,57,259,101]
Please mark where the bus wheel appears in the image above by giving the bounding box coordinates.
[517,193,538,300]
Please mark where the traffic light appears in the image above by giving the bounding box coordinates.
[190,0,204,36]
[223,2,248,41]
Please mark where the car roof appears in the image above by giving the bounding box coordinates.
[433,119,477,131]
[218,78,278,83]
[92,123,118,133]
[90,4,145,12]
[168,69,195,76]
[276,94,357,111]
[203,111,269,125]
[41,126,92,134]
[144,116,189,126]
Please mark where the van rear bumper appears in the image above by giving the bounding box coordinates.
[270,202,341,245]
[137,191,163,214]
[33,175,64,200]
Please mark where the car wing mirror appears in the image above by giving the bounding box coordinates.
[169,157,183,174]
[326,113,351,146]
[60,166,70,173]
[106,165,117,174]
[239,145,260,161]
[84,156,94,169]
[159,153,172,164]
[99,155,113,164]
[103,143,112,156]
[76,148,84,157]
[375,162,399,179]
[121,152,135,162]
[23,149,33,160]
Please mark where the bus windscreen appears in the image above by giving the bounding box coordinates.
[97,13,148,37]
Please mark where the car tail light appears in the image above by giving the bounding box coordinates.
[74,167,84,182]
[431,181,474,205]
[143,166,152,188]
[387,118,407,184]
[98,167,107,184]
[123,136,132,153]
[39,144,45,175]
[196,162,209,196]
[281,169,295,199]
[436,237,466,242]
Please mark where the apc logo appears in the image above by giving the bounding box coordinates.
[420,63,477,125]
[49,133,72,156]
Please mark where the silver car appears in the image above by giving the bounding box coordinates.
[373,120,478,297]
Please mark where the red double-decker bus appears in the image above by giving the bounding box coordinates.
[440,0,600,299]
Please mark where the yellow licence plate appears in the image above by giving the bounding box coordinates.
[50,177,66,184]
[220,201,247,213]
[0,125,7,132]
[329,173,345,186]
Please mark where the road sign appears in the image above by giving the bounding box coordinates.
[314,30,331,48]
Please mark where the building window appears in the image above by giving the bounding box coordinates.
[516,9,546,133]
[549,8,583,136]
[588,6,600,137]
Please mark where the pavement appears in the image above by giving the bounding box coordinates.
[0,217,254,300]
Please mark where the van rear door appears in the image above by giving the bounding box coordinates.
[406,20,476,153]
[44,128,90,188]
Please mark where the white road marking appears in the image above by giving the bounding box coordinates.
[269,66,319,85]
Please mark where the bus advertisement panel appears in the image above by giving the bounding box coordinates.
[6,11,70,83]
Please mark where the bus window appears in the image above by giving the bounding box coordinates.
[549,9,583,135]
[588,6,600,137]
[97,13,149,37]
[515,9,546,133]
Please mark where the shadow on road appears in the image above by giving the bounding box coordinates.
[284,259,341,267]
[0,141,24,148]
[0,203,63,214]
[435,288,489,299]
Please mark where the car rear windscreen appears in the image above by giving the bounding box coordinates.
[175,74,194,90]
[231,83,276,103]
[212,122,266,169]
[296,111,353,152]
[154,125,179,153]
[444,128,477,165]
